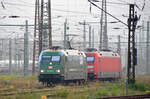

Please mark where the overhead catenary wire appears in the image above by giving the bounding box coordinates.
[4,0,130,7]
[95,0,129,5]
[0,0,149,32]
[15,0,35,5]
[1,2,98,16]
[88,0,128,27]
[1,1,5,9]
[1,0,147,13]
[117,0,146,11]
[116,0,130,5]
[1,0,148,17]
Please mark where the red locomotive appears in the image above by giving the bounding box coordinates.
[85,48,122,80]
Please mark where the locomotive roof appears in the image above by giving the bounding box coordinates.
[64,49,86,57]
[99,51,119,57]
[42,49,86,57]
[86,51,120,57]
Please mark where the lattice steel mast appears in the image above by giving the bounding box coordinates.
[32,0,52,74]
[99,0,108,50]
[127,4,138,83]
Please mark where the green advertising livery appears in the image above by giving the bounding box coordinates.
[38,48,87,85]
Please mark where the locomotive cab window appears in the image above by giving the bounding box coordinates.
[98,58,101,62]
[86,56,94,63]
[51,56,60,62]
[41,56,51,64]
[67,56,73,61]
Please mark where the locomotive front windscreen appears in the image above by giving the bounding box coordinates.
[86,56,94,63]
[41,56,51,64]
[51,56,60,62]
[41,55,60,64]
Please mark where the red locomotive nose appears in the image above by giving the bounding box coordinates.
[85,51,122,80]
[87,65,94,72]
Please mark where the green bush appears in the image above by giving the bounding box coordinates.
[0,80,11,87]
[129,82,147,91]
[55,89,69,98]
[107,84,121,91]
[95,89,109,98]
[111,91,117,96]
[0,75,16,80]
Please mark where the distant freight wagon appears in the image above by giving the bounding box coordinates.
[85,49,122,80]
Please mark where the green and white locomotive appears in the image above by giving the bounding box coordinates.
[38,47,87,85]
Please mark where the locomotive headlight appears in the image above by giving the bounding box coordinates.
[49,62,52,65]
[40,70,45,73]
[56,69,60,73]
[90,69,94,72]
[88,65,93,68]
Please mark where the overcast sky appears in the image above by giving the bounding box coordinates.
[0,0,149,49]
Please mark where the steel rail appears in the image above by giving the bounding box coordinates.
[101,94,150,99]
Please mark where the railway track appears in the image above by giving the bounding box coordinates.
[43,90,150,99]
[1,86,150,99]
[0,85,85,97]
[101,94,150,99]
[45,94,150,99]
[0,88,54,96]
[0,88,13,92]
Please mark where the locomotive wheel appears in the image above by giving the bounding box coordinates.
[42,82,44,85]
[76,81,80,86]
[81,79,87,85]
[42,82,47,86]
[62,81,68,86]
[47,82,55,87]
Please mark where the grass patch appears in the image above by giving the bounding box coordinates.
[0,80,11,88]
[0,75,17,80]
[129,82,147,91]
[1,75,150,99]
[54,89,69,98]
[0,75,42,89]
[95,89,109,98]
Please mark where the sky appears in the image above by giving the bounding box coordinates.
[0,0,149,49]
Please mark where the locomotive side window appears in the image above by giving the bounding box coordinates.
[67,56,73,61]
[98,58,101,62]
[80,56,84,65]
[41,56,51,64]
[52,56,60,62]
[86,56,94,63]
